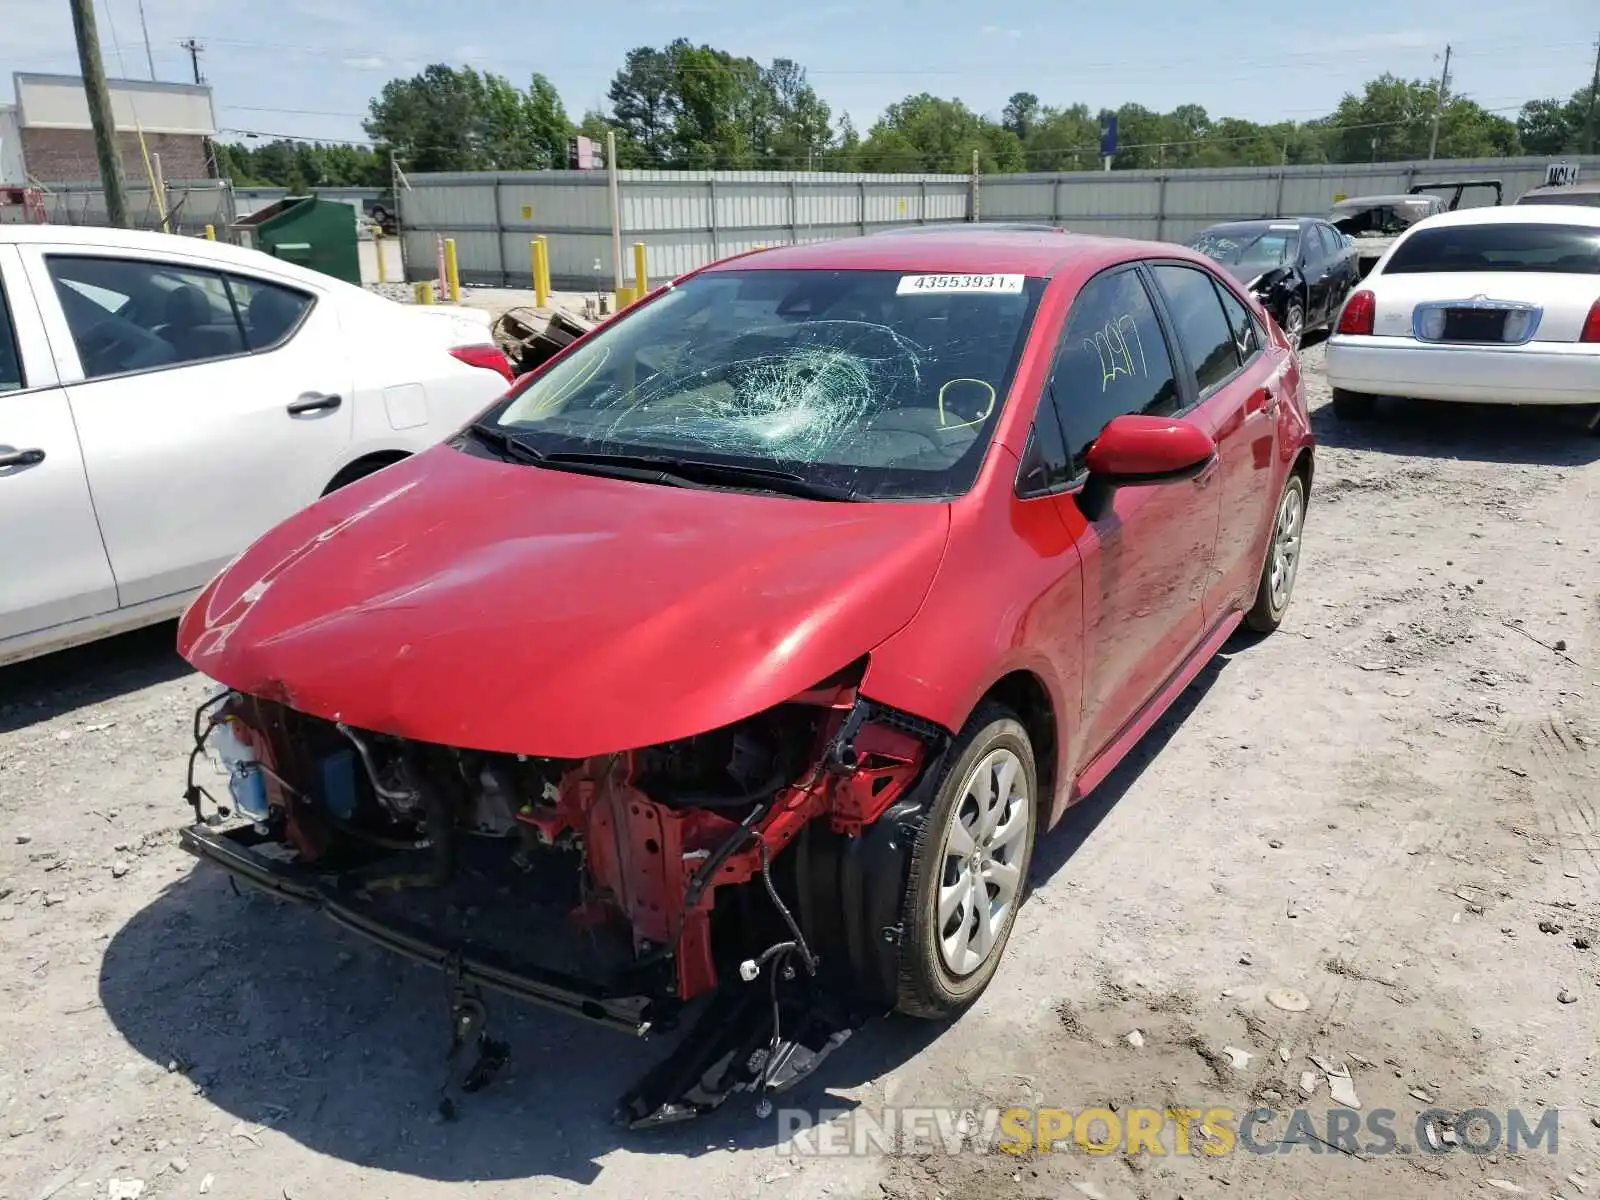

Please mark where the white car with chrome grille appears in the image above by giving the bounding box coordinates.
[1325,206,1600,427]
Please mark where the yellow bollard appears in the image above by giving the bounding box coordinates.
[533,238,550,308]
[413,281,434,305]
[204,224,216,241]
[632,242,649,298]
[614,286,636,310]
[443,238,462,302]
[375,231,387,284]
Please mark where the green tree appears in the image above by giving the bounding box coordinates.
[363,64,573,172]
[1002,92,1040,142]
[861,94,1012,173]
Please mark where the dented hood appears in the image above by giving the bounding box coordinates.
[177,445,951,757]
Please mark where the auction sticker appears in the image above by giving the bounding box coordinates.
[896,273,1025,295]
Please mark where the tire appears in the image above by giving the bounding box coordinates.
[894,703,1038,1019]
[1331,387,1376,421]
[1282,300,1306,348]
[1244,471,1307,634]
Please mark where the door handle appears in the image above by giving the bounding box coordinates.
[287,392,342,416]
[0,446,45,470]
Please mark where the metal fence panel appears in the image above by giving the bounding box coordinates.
[391,155,1600,287]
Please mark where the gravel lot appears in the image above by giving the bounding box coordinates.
[2,341,1597,1200]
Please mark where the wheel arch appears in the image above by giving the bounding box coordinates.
[322,449,412,496]
[964,667,1060,830]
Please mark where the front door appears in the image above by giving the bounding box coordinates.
[0,245,117,647]
[1044,265,1222,763]
[22,247,354,607]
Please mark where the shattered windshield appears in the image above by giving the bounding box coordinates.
[1189,227,1298,268]
[484,268,1045,500]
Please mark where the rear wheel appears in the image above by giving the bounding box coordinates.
[894,703,1037,1019]
[1331,388,1376,421]
[1244,472,1307,634]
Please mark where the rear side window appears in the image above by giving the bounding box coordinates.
[45,256,316,381]
[0,279,22,393]
[1385,224,1600,274]
[226,275,313,351]
[1213,282,1263,364]
[1048,267,1180,476]
[1150,264,1241,395]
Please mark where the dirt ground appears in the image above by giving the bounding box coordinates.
[2,340,1598,1200]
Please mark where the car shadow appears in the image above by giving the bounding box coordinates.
[0,621,192,735]
[95,653,1232,1183]
[1310,397,1600,466]
[1028,651,1230,886]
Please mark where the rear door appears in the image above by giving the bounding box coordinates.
[1146,261,1286,618]
[1042,265,1222,762]
[20,246,354,608]
[0,244,118,646]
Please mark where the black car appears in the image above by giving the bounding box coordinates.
[1185,217,1358,345]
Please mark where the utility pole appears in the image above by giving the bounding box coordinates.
[1584,32,1599,155]
[1427,43,1452,161]
[69,0,130,228]
[135,0,156,80]
[180,38,205,85]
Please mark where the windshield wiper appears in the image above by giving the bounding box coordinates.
[467,421,546,465]
[542,450,859,501]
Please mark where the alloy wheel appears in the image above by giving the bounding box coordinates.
[1269,480,1305,612]
[936,747,1030,977]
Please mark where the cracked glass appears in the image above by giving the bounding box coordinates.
[486,268,1046,500]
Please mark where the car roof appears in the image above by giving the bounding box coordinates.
[701,228,1178,278]
[1407,204,1600,230]
[0,223,348,290]
[1519,180,1600,198]
[1198,218,1318,232]
[1332,194,1439,208]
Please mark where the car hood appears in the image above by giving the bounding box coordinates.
[177,445,952,757]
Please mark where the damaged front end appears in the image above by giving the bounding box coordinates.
[179,659,947,1127]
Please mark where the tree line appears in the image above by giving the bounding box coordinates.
[213,45,1600,189]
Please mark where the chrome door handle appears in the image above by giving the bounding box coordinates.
[0,446,45,470]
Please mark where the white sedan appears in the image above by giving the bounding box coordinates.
[1325,205,1600,423]
[0,224,515,668]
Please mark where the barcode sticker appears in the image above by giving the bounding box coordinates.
[896,273,1025,295]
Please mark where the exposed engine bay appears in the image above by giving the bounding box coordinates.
[178,663,947,1126]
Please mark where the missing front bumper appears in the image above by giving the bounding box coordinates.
[179,821,659,1036]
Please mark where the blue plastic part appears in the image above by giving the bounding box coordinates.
[318,749,360,821]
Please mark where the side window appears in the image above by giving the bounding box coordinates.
[1213,281,1262,364]
[1150,264,1242,396]
[0,279,23,393]
[1048,267,1180,476]
[225,274,313,352]
[47,255,247,380]
[1315,225,1341,259]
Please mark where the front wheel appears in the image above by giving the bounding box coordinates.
[894,704,1038,1020]
[1282,301,1306,347]
[1245,472,1307,634]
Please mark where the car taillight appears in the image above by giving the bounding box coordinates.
[450,343,515,381]
[1336,290,1375,336]
[1580,298,1600,343]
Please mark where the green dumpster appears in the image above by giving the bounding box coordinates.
[231,196,360,285]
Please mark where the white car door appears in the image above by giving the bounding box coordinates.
[0,244,118,645]
[20,245,355,608]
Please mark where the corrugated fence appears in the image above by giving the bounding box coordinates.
[398,156,1600,289]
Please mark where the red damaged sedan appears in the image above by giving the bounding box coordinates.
[174,228,1313,1126]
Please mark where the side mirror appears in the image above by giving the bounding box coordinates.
[1079,414,1216,520]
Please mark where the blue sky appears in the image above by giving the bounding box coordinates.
[4,0,1597,148]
